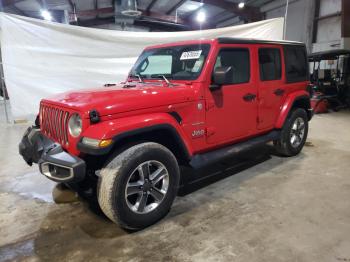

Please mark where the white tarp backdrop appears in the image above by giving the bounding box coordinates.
[0,13,284,119]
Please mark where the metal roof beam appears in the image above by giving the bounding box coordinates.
[73,7,186,25]
[191,0,263,22]
[146,0,158,12]
[1,0,25,7]
[211,10,229,21]
[166,0,187,15]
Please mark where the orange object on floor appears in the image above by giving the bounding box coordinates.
[311,92,329,113]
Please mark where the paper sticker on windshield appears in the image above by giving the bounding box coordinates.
[180,50,202,60]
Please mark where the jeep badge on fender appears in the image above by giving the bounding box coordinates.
[192,129,205,138]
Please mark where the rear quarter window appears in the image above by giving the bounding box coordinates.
[284,45,309,83]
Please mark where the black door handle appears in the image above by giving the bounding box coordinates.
[274,88,285,96]
[243,93,256,102]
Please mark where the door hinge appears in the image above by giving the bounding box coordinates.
[206,127,216,137]
[206,101,215,111]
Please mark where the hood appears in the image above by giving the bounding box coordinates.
[42,82,198,117]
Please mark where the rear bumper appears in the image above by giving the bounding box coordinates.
[19,126,86,183]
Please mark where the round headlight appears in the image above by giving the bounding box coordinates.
[68,113,82,138]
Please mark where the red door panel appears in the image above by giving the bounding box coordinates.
[205,46,258,144]
[257,45,286,130]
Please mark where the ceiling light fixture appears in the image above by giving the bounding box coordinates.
[41,10,52,21]
[196,10,206,23]
[238,2,245,9]
[121,0,142,17]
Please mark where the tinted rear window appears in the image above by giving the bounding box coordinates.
[284,46,308,83]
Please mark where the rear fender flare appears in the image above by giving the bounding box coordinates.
[275,91,310,129]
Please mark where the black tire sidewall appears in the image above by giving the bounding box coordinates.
[282,108,309,156]
[111,144,179,229]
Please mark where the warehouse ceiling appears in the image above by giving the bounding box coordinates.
[0,0,274,30]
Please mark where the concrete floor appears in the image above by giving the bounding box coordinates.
[1,111,350,262]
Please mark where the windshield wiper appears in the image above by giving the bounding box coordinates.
[151,74,174,87]
[123,83,137,88]
[136,74,144,83]
[161,75,171,86]
[129,73,144,83]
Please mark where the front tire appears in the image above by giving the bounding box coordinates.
[274,108,309,156]
[97,142,180,230]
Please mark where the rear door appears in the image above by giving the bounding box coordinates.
[257,45,285,130]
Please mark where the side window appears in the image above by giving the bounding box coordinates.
[213,48,250,84]
[259,48,281,81]
[284,46,308,83]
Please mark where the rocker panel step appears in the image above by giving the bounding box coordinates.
[189,130,281,169]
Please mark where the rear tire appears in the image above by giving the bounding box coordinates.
[274,108,308,156]
[97,142,180,230]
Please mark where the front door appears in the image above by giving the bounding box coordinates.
[257,45,285,130]
[206,46,258,144]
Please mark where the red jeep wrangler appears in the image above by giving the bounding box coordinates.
[19,38,312,230]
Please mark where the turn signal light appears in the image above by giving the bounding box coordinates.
[99,139,113,148]
[82,137,113,148]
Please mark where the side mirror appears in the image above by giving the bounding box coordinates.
[210,66,233,91]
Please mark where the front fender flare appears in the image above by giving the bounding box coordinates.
[275,91,310,129]
[79,113,193,158]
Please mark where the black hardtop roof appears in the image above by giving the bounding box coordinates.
[308,49,350,61]
[217,37,305,46]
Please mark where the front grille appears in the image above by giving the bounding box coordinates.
[40,104,70,146]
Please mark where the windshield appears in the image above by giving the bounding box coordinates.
[130,44,211,80]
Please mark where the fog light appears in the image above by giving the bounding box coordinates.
[82,137,113,148]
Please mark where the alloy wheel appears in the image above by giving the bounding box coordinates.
[290,117,305,148]
[125,160,169,214]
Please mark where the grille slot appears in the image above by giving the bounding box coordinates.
[40,104,70,146]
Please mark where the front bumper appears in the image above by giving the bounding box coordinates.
[19,126,86,183]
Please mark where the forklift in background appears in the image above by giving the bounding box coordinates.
[309,49,350,113]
